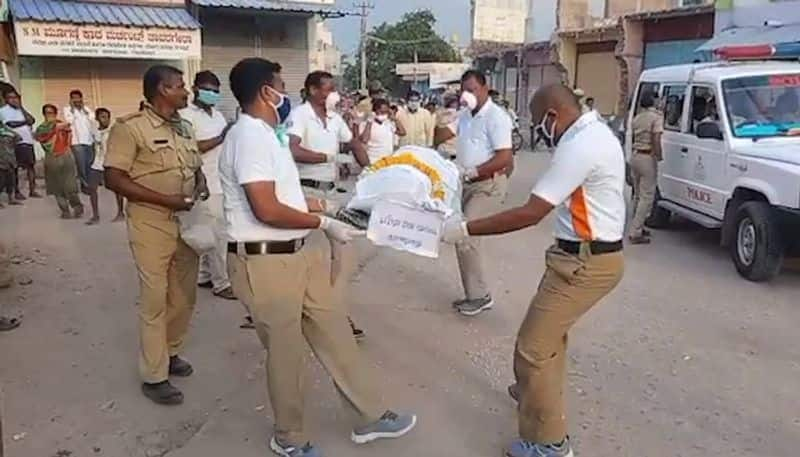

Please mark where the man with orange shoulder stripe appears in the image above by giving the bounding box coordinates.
[442,84,625,457]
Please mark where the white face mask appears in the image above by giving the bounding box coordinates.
[408,100,421,111]
[325,91,341,111]
[460,91,478,111]
[375,114,389,123]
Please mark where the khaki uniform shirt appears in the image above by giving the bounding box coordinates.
[104,105,202,216]
[356,97,373,117]
[397,108,434,148]
[631,108,664,152]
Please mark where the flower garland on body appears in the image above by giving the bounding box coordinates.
[366,151,446,201]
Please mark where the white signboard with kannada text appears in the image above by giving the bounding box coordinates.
[14,21,201,60]
[367,200,445,258]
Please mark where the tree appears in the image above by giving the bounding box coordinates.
[342,9,461,94]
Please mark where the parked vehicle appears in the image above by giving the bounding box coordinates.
[628,61,800,281]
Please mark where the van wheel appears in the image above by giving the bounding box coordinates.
[645,188,671,229]
[730,201,783,282]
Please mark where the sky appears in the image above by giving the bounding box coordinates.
[329,0,472,55]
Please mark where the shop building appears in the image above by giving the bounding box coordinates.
[619,4,714,111]
[9,0,201,120]
[188,0,346,118]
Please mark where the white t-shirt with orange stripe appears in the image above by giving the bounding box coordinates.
[532,112,625,243]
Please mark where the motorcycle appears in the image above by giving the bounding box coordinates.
[509,110,524,153]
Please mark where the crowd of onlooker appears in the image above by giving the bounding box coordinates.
[0,84,124,222]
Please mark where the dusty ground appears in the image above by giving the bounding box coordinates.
[1,151,799,457]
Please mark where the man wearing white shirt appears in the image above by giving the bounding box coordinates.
[63,89,95,192]
[359,98,405,163]
[287,71,369,339]
[220,58,416,456]
[442,84,625,457]
[180,70,236,302]
[0,88,40,200]
[434,70,513,317]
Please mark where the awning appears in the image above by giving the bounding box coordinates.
[190,0,348,18]
[9,0,200,29]
[696,24,800,52]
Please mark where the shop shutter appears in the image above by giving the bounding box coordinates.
[201,15,256,120]
[576,51,619,115]
[259,15,309,105]
[42,58,94,112]
[95,60,153,120]
[259,46,309,104]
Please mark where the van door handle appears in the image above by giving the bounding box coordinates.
[680,147,689,153]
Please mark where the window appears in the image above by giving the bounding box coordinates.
[634,82,660,115]
[662,84,687,131]
[722,74,800,138]
[689,86,718,134]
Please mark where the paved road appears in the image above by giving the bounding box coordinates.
[1,151,798,457]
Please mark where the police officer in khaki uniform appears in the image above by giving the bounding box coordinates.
[105,65,207,405]
[628,92,664,245]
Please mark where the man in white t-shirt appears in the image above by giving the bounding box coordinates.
[288,71,368,190]
[63,89,95,192]
[443,84,625,457]
[0,88,39,200]
[219,58,416,456]
[180,70,237,303]
[359,98,405,163]
[288,71,370,339]
[434,70,514,317]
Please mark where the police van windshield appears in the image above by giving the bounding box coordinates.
[722,74,800,139]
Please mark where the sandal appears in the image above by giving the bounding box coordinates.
[0,316,21,332]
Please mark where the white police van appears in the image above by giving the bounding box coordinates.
[627,61,800,281]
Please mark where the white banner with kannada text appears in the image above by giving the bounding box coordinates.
[14,21,201,60]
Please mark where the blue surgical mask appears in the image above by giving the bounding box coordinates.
[269,87,292,124]
[196,89,220,107]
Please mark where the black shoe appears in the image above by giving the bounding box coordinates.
[508,383,519,402]
[628,235,651,245]
[169,355,194,377]
[141,381,184,405]
[197,280,213,289]
[348,317,365,341]
[213,286,237,300]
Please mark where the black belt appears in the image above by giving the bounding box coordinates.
[300,179,335,191]
[557,239,623,255]
[228,238,305,255]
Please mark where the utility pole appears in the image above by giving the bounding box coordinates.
[353,1,374,90]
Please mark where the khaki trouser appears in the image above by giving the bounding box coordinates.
[302,186,357,306]
[457,175,508,300]
[127,204,199,383]
[197,194,231,294]
[227,232,382,445]
[515,245,624,443]
[629,152,657,238]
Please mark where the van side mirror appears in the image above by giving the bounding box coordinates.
[696,121,723,140]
